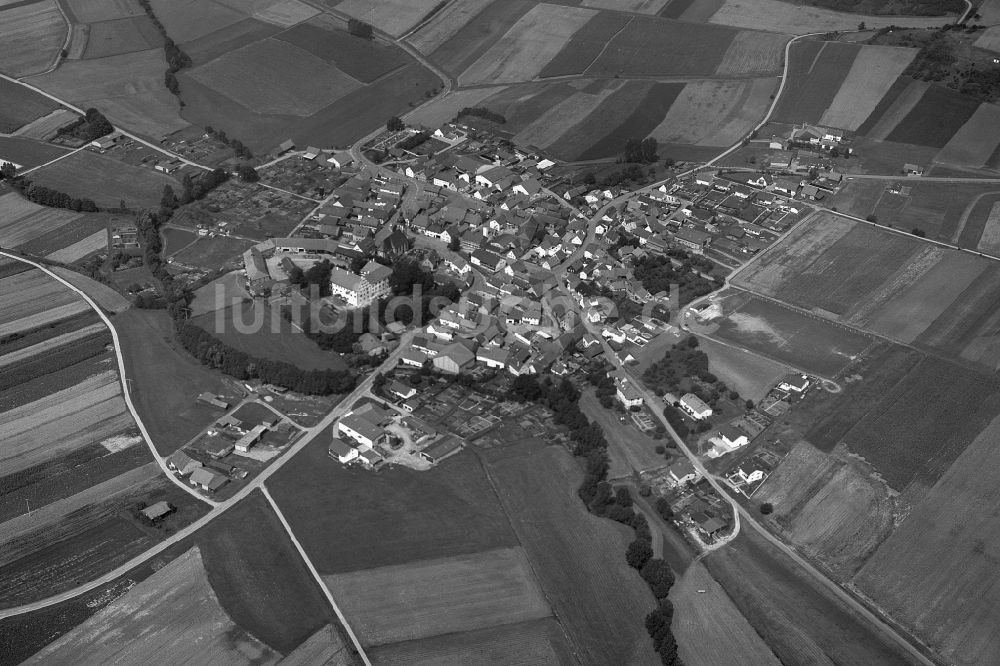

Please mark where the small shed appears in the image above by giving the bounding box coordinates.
[419,436,463,464]
[140,501,174,521]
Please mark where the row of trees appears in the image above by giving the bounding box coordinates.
[204,126,253,160]
[158,168,229,218]
[7,180,98,212]
[457,107,506,124]
[622,137,659,164]
[136,0,192,99]
[57,107,113,143]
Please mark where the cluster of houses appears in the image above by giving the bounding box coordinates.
[329,402,394,468]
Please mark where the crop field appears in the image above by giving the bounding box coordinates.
[336,0,442,37]
[406,86,509,128]
[484,443,660,666]
[196,491,334,653]
[818,45,916,131]
[885,84,981,148]
[271,445,517,573]
[0,322,106,370]
[180,16,281,66]
[192,302,347,371]
[172,235,253,269]
[715,30,788,75]
[13,109,79,140]
[933,103,1000,168]
[755,441,896,578]
[707,291,874,378]
[149,0,245,43]
[30,150,180,208]
[916,263,1000,371]
[28,48,189,139]
[0,269,82,323]
[83,15,162,59]
[458,4,596,85]
[49,266,130,312]
[981,0,1000,24]
[370,618,574,666]
[696,335,789,402]
[405,0,493,54]
[707,0,952,32]
[324,547,550,647]
[0,195,84,248]
[228,0,319,27]
[854,413,1000,666]
[46,231,107,263]
[974,25,1000,51]
[0,0,66,78]
[583,0,667,11]
[115,309,237,454]
[974,200,1000,254]
[856,77,928,139]
[279,624,351,666]
[26,546,279,664]
[772,41,859,125]
[277,18,408,83]
[424,0,535,78]
[0,80,60,133]
[65,0,143,22]
[647,78,775,148]
[670,561,780,666]
[0,299,92,340]
[0,136,71,170]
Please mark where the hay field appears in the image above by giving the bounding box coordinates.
[27,48,190,138]
[149,0,244,43]
[855,413,1000,666]
[407,0,493,54]
[973,25,1000,51]
[976,202,1000,255]
[337,0,446,37]
[0,0,67,78]
[458,4,596,85]
[714,30,788,75]
[25,547,279,665]
[671,561,780,666]
[12,109,78,140]
[0,197,82,248]
[707,0,954,33]
[188,39,362,116]
[0,80,60,133]
[755,442,896,578]
[0,323,106,369]
[65,0,142,22]
[0,269,82,322]
[859,78,930,139]
[324,547,550,647]
[45,230,107,263]
[30,150,180,208]
[934,103,1000,168]
[406,86,508,128]
[582,0,667,12]
[819,45,916,130]
[82,16,162,59]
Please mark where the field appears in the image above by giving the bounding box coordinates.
[188,38,363,116]
[190,270,248,316]
[974,200,1000,254]
[324,547,550,646]
[48,266,130,312]
[670,561,780,666]
[405,0,495,55]
[13,109,79,141]
[162,227,197,257]
[772,41,859,125]
[0,194,86,248]
[224,0,319,27]
[172,234,253,269]
[46,231,106,263]
[973,25,1000,51]
[0,136,71,170]
[916,263,1000,371]
[583,0,667,11]
[149,0,245,43]
[25,546,278,664]
[646,78,776,147]
[27,48,189,139]
[336,0,443,37]
[854,413,1000,666]
[580,390,666,479]
[82,15,162,59]
[0,0,66,78]
[277,17,407,83]
[30,150,180,208]
[114,309,237,454]
[458,4,596,85]
[0,80,60,133]
[715,30,789,75]
[192,302,347,371]
[65,0,143,22]
[269,443,517,573]
[696,335,790,402]
[703,291,874,378]
[818,45,916,130]
[933,103,1000,168]
[484,443,660,665]
[707,0,953,32]
[405,86,509,128]
[885,84,981,148]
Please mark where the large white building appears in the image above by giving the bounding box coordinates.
[329,260,392,308]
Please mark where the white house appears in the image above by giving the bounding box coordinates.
[679,393,713,420]
[737,467,764,483]
[778,373,810,393]
[329,261,392,308]
[706,425,749,458]
[338,410,390,449]
[329,438,359,463]
[667,459,699,485]
[615,376,643,409]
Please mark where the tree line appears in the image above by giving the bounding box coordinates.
[135,0,192,100]
[4,179,98,212]
[457,107,506,124]
[58,108,114,143]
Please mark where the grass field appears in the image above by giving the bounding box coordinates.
[30,150,180,208]
[707,0,952,32]
[13,109,78,140]
[269,444,516,574]
[772,40,859,125]
[46,231,106,263]
[324,546,550,647]
[337,0,443,37]
[114,309,237,454]
[0,80,60,133]
[0,136,71,171]
[484,443,660,665]
[0,0,66,78]
[172,235,252,269]
[277,18,408,83]
[917,263,1000,371]
[66,0,143,22]
[715,30,788,75]
[934,103,1000,168]
[25,546,278,664]
[82,15,161,59]
[192,301,347,371]
[696,335,790,402]
[885,83,981,148]
[854,413,1000,666]
[819,45,916,130]
[149,0,244,43]
[405,0,494,54]
[458,4,596,85]
[180,16,281,66]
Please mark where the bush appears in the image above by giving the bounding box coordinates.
[626,538,653,570]
[760,502,774,515]
[654,445,665,454]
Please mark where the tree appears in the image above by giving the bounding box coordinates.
[911,227,926,237]
[760,502,774,515]
[348,18,373,39]
[0,162,15,180]
[745,399,755,410]
[655,497,673,520]
[615,486,633,508]
[626,537,653,570]
[237,165,259,182]
[640,558,675,599]
[160,184,177,211]
[509,375,542,402]
[386,116,404,132]
[858,21,866,30]
[866,214,878,223]
[448,234,461,251]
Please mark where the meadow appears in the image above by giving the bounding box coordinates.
[0,0,66,78]
[30,150,181,208]
[82,16,162,59]
[172,235,252,269]
[706,0,952,33]
[0,136,71,170]
[0,80,60,133]
[277,17,408,83]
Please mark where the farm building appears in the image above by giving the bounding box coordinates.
[278,139,295,154]
[303,146,321,160]
[197,393,229,410]
[673,228,712,254]
[140,501,174,521]
[167,450,200,476]
[358,449,384,469]
[234,424,268,453]
[696,514,728,537]
[327,152,353,168]
[420,436,463,464]
[338,405,392,449]
[432,343,476,374]
[90,131,121,150]
[680,393,712,420]
[189,467,229,493]
[328,438,359,464]
[668,459,699,485]
[902,163,924,176]
[778,374,810,393]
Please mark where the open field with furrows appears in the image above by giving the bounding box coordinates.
[916,263,1000,372]
[405,0,493,54]
[370,618,574,666]
[715,30,789,75]
[324,547,551,647]
[0,80,60,133]
[0,0,66,78]
[82,15,161,59]
[27,48,189,139]
[705,527,916,665]
[818,45,916,130]
[149,0,245,43]
[458,4,596,85]
[65,0,143,22]
[336,0,442,37]
[707,0,956,32]
[934,103,1000,169]
[885,84,982,148]
[0,300,91,340]
[270,444,517,574]
[0,269,84,323]
[193,302,347,371]
[45,231,107,263]
[0,322,106,370]
[188,38,363,117]
[30,150,181,208]
[0,195,85,248]
[485,443,660,666]
[0,319,108,401]
[422,0,535,78]
[114,309,237,454]
[580,390,666,479]
[772,40,859,125]
[278,16,408,83]
[854,413,1000,666]
[24,546,278,665]
[670,561,780,666]
[647,77,776,148]
[755,441,897,579]
[705,291,874,378]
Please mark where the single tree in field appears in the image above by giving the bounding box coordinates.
[386,116,404,132]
